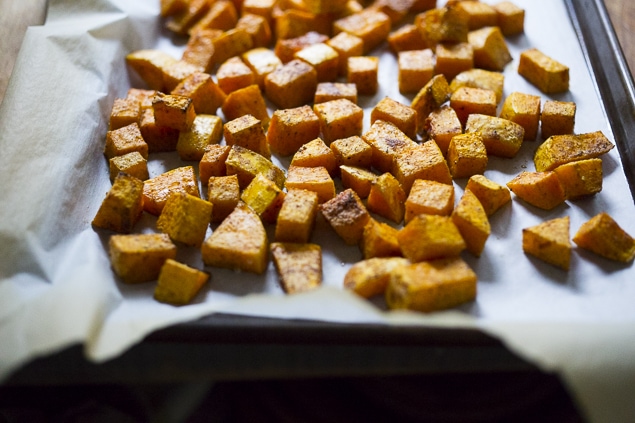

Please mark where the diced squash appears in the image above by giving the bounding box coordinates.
[371,97,418,141]
[154,259,210,305]
[216,56,257,94]
[143,166,201,215]
[211,28,253,65]
[138,108,179,153]
[347,56,379,96]
[493,1,525,36]
[108,152,149,183]
[152,93,196,132]
[450,86,497,127]
[157,192,213,247]
[223,113,270,159]
[522,216,571,270]
[181,28,222,72]
[389,24,428,54]
[267,105,321,156]
[392,141,452,194]
[166,0,212,34]
[468,26,512,71]
[236,13,272,48]
[270,242,322,294]
[422,105,462,155]
[464,114,524,158]
[326,31,364,76]
[241,173,286,223]
[199,144,231,183]
[451,189,490,257]
[518,48,569,94]
[290,137,338,175]
[435,42,474,82]
[573,212,635,263]
[344,257,409,298]
[367,173,406,224]
[109,97,140,131]
[506,171,566,210]
[397,214,466,262]
[274,31,329,63]
[189,0,238,33]
[397,49,435,94]
[333,8,391,53]
[109,233,177,284]
[208,174,240,223]
[275,188,319,243]
[456,1,498,30]
[533,131,614,172]
[265,59,318,109]
[221,84,270,129]
[500,91,541,141]
[450,68,505,103]
[541,100,576,139]
[225,145,286,189]
[177,114,223,161]
[241,47,283,89]
[319,188,371,245]
[447,132,488,179]
[330,136,373,168]
[411,74,452,132]
[285,165,336,203]
[171,71,226,115]
[363,120,418,173]
[313,98,364,144]
[553,158,603,200]
[360,218,402,260]
[405,179,455,222]
[314,82,358,104]
[340,165,378,198]
[295,43,340,82]
[126,49,179,91]
[414,6,469,46]
[92,173,144,234]
[465,174,511,216]
[104,123,148,160]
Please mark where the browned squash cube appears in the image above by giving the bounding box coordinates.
[397,49,435,95]
[319,188,371,245]
[541,100,576,139]
[451,189,490,257]
[333,8,391,53]
[465,174,511,216]
[435,42,474,82]
[456,1,498,30]
[506,171,566,210]
[109,152,149,182]
[177,114,223,161]
[405,179,455,222]
[181,28,223,72]
[326,31,364,76]
[138,108,179,153]
[450,68,505,104]
[200,144,231,184]
[518,48,569,94]
[450,86,497,127]
[464,114,525,158]
[367,172,407,224]
[241,47,283,89]
[201,202,269,274]
[208,174,240,222]
[468,26,512,72]
[411,74,452,132]
[216,57,257,94]
[360,218,402,260]
[285,165,336,204]
[314,82,358,104]
[152,93,196,132]
[162,60,206,93]
[362,120,417,173]
[143,166,200,215]
[275,188,319,243]
[290,137,338,175]
[109,97,140,130]
[157,192,213,247]
[189,0,238,33]
[274,8,330,41]
[126,88,156,109]
[267,105,320,156]
[241,173,286,223]
[523,216,571,270]
[389,24,428,53]
[126,49,178,91]
[493,1,525,36]
[371,97,418,141]
[573,212,635,263]
[533,131,613,172]
[330,136,373,168]
[212,28,254,65]
[313,98,364,144]
[447,132,488,179]
[265,59,318,109]
[339,165,377,199]
[109,233,177,284]
[242,0,276,23]
[154,259,210,305]
[397,214,466,262]
[221,84,270,129]
[236,13,272,48]
[553,158,603,200]
[415,6,469,46]
[344,257,410,298]
[92,173,144,233]
[271,242,322,294]
[171,71,226,115]
[223,114,270,159]
[347,56,379,96]
[295,43,340,82]
[104,123,148,160]
[392,141,452,194]
[500,91,541,141]
[274,31,329,63]
[166,0,211,35]
[225,145,286,189]
[423,105,462,154]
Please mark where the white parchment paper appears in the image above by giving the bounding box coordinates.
[1,0,634,422]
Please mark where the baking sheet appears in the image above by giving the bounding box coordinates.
[1,0,635,422]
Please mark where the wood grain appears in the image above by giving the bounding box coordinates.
[604,0,635,75]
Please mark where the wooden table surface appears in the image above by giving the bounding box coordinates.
[0,0,633,106]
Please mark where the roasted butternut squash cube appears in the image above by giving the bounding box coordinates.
[181,28,223,72]
[333,8,391,53]
[267,105,321,156]
[389,24,428,53]
[265,59,318,109]
[241,173,286,223]
[166,0,211,34]
[126,49,179,91]
[319,188,371,245]
[313,98,364,144]
[223,114,270,159]
[104,123,148,160]
[465,174,511,216]
[92,173,144,233]
[411,74,452,132]
[295,43,340,82]
[371,0,414,24]
[109,97,140,131]
[157,192,213,247]
[242,0,276,23]
[109,233,177,284]
[212,28,254,65]
[154,259,209,305]
[362,120,417,173]
[447,132,488,179]
[189,0,238,33]
[126,88,156,109]
[274,8,331,41]
[236,13,272,48]
[360,218,402,259]
[533,131,614,172]
[397,214,466,262]
[553,158,603,200]
[500,92,541,141]
[274,31,329,63]
[344,257,410,298]
[285,165,336,203]
[172,71,226,115]
[200,144,231,183]
[518,48,569,94]
[422,105,462,154]
[392,141,453,194]
[347,56,379,96]
[415,6,469,46]
[152,93,195,132]
[241,47,282,89]
[108,152,149,182]
[340,165,377,198]
[330,136,373,168]
[275,189,319,243]
[450,68,505,104]
[222,84,270,129]
[216,57,257,94]
[139,108,179,153]
[506,171,566,210]
[201,202,269,274]
[162,60,206,93]
[435,42,474,82]
[290,137,338,175]
[573,212,635,263]
[450,86,497,127]
[326,31,364,76]
[541,100,576,139]
[385,257,477,312]
[225,145,286,189]
[177,114,223,161]
[451,189,490,257]
[493,1,525,36]
[367,173,406,224]
[464,114,524,158]
[523,216,571,270]
[314,82,358,104]
[468,26,512,71]
[143,166,201,215]
[456,1,498,30]
[371,97,418,141]
[405,179,455,222]
[161,0,187,17]
[270,242,322,294]
[397,49,435,95]
[208,174,240,222]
